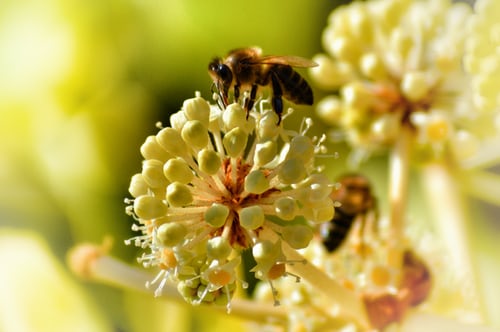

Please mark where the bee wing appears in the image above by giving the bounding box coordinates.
[251,55,318,68]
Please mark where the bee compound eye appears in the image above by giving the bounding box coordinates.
[218,64,232,83]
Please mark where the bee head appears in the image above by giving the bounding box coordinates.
[208,58,233,87]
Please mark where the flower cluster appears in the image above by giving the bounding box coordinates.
[465,0,500,116]
[310,0,479,163]
[125,93,333,310]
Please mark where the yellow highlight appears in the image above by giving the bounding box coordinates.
[208,269,232,287]
[267,263,286,280]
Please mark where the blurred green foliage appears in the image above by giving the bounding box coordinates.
[0,0,350,331]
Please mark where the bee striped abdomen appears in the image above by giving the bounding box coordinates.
[320,209,356,252]
[273,65,313,105]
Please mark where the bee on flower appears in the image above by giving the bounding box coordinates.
[125,92,334,310]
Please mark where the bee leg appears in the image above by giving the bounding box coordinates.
[234,84,240,103]
[212,83,226,110]
[244,84,258,119]
[270,74,283,125]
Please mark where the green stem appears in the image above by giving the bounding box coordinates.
[68,246,288,325]
[420,162,486,322]
[389,127,411,242]
[280,241,371,329]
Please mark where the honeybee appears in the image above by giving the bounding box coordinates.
[208,47,317,124]
[321,174,377,252]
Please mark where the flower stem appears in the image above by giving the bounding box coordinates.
[67,244,288,325]
[420,162,486,322]
[389,127,411,242]
[385,127,412,270]
[280,241,371,329]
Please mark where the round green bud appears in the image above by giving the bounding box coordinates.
[316,95,343,126]
[254,140,277,166]
[287,135,314,162]
[157,222,188,247]
[183,96,210,127]
[274,197,298,221]
[207,237,232,260]
[360,52,386,80]
[170,111,187,131]
[177,280,197,299]
[281,225,313,249]
[302,198,334,223]
[278,158,307,185]
[257,111,280,141]
[166,182,193,207]
[305,174,332,203]
[198,149,221,175]
[244,170,270,194]
[142,159,169,188]
[239,205,265,230]
[329,35,361,63]
[134,195,167,219]
[181,120,209,150]
[401,71,429,102]
[223,127,248,158]
[163,158,193,184]
[204,203,230,227]
[252,240,278,263]
[140,135,172,161]
[129,173,149,198]
[156,127,188,157]
[341,81,372,111]
[309,54,353,89]
[222,103,247,131]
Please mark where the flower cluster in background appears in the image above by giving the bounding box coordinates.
[310,0,490,165]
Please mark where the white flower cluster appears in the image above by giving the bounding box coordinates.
[125,93,333,310]
[310,0,481,162]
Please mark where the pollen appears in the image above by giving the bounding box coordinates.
[208,269,232,287]
[159,249,177,269]
[267,263,286,280]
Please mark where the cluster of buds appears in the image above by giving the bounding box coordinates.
[310,0,481,162]
[125,92,333,310]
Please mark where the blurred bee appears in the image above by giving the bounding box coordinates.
[321,174,377,253]
[208,47,317,124]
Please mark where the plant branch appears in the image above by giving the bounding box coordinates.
[67,244,288,325]
[420,162,486,322]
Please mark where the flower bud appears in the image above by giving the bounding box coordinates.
[183,96,210,127]
[254,140,277,166]
[207,237,232,260]
[223,127,248,158]
[198,149,221,175]
[141,136,172,161]
[181,120,209,149]
[163,158,193,184]
[274,197,298,221]
[129,173,149,198]
[245,170,270,194]
[279,158,307,185]
[134,195,167,219]
[157,222,188,247]
[401,71,429,102]
[205,203,230,228]
[156,127,188,157]
[142,159,169,189]
[222,103,247,131]
[166,182,193,207]
[282,225,313,249]
[239,206,265,230]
